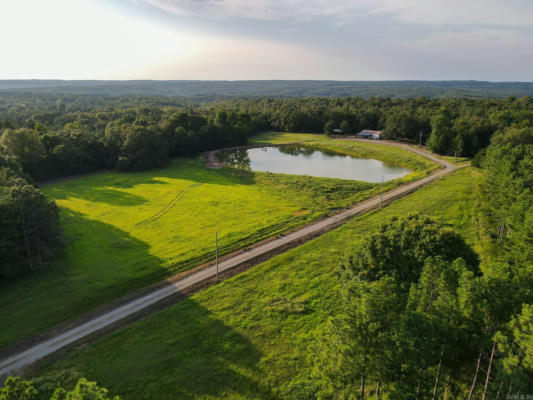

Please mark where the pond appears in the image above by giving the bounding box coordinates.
[220,145,412,183]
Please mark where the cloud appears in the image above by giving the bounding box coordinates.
[144,0,533,27]
[143,0,368,22]
[371,0,533,27]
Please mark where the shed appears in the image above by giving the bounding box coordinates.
[358,130,382,140]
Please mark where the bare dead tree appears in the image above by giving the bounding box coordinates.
[482,340,496,400]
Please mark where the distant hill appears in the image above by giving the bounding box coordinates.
[1,80,533,98]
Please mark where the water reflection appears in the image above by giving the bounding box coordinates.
[220,145,411,183]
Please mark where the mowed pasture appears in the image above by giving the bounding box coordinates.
[32,167,482,400]
[0,135,436,348]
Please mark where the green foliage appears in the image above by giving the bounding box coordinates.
[0,128,44,179]
[339,120,351,134]
[0,378,118,400]
[498,304,533,370]
[383,111,422,141]
[316,276,403,399]
[480,127,533,264]
[0,377,38,400]
[0,167,60,278]
[344,214,478,286]
[116,125,169,171]
[471,148,486,168]
[50,379,119,400]
[318,213,482,399]
[428,108,453,154]
[323,120,336,135]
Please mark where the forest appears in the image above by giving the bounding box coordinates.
[1,93,532,398]
[2,80,533,98]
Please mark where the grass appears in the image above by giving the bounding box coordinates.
[32,167,483,400]
[0,135,435,349]
[439,154,471,165]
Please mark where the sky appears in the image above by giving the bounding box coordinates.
[1,0,532,81]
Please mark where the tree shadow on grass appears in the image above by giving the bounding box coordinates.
[44,159,260,209]
[51,298,276,400]
[0,192,276,398]
[47,186,149,206]
[3,211,274,400]
[0,210,171,350]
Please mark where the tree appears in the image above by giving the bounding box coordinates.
[495,304,533,395]
[346,214,478,287]
[324,120,336,135]
[458,262,533,399]
[316,276,403,400]
[0,377,120,400]
[428,108,453,154]
[480,128,533,263]
[407,257,474,398]
[115,125,169,171]
[0,168,60,278]
[340,120,351,135]
[0,128,44,179]
[0,377,38,400]
[51,379,120,400]
[316,217,480,399]
[383,111,420,141]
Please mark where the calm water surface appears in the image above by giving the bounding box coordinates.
[221,145,411,183]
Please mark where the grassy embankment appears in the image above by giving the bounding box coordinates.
[32,167,483,400]
[0,134,435,348]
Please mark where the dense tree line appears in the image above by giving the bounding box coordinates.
[0,108,254,181]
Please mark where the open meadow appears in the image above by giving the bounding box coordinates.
[31,167,482,399]
[0,135,436,349]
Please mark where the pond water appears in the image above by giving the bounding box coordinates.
[220,145,412,183]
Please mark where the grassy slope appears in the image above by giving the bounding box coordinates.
[0,136,434,348]
[34,167,482,400]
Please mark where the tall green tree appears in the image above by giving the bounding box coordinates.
[0,168,60,278]
[428,108,453,154]
[346,214,478,287]
[0,128,44,178]
[340,120,351,135]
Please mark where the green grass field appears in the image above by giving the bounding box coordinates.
[32,167,483,400]
[0,135,435,349]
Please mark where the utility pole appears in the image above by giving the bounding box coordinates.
[419,131,423,147]
[380,176,384,208]
[215,232,219,283]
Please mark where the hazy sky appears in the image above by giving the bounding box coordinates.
[1,0,532,80]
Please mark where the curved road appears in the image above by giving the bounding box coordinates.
[0,141,455,378]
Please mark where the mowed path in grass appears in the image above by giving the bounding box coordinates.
[0,135,435,349]
[32,167,482,400]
